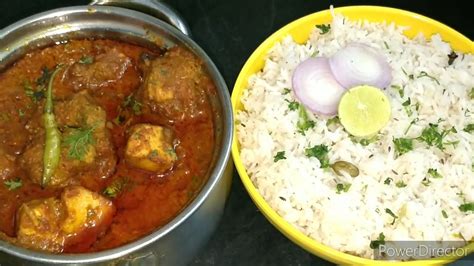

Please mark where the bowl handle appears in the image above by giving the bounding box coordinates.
[89,0,192,36]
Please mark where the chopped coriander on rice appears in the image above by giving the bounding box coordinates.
[305,144,329,168]
[336,183,351,194]
[273,151,286,162]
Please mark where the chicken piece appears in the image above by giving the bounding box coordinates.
[60,186,116,252]
[19,92,116,186]
[15,186,115,253]
[139,46,210,121]
[66,48,131,90]
[125,124,178,173]
[16,198,65,253]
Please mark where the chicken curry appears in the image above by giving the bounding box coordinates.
[0,39,216,253]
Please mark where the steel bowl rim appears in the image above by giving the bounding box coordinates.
[0,5,233,264]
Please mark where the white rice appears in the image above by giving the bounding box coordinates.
[236,10,474,259]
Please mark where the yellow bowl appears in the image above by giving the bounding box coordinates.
[231,5,474,265]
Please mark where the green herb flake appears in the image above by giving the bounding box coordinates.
[326,116,340,127]
[469,88,474,99]
[402,98,413,116]
[464,124,474,133]
[458,202,474,212]
[23,80,45,103]
[148,149,159,159]
[18,109,25,118]
[404,118,419,135]
[64,126,96,161]
[103,177,131,198]
[305,144,330,168]
[359,135,379,146]
[282,88,291,95]
[315,24,331,34]
[297,105,315,135]
[417,123,457,150]
[393,137,413,156]
[385,208,399,225]
[273,151,286,162]
[384,177,393,185]
[36,66,53,86]
[417,71,440,85]
[396,180,407,188]
[79,55,94,64]
[391,85,404,98]
[336,183,351,194]
[286,99,299,111]
[123,95,142,115]
[3,178,22,191]
[370,232,386,249]
[442,210,448,218]
[428,168,443,179]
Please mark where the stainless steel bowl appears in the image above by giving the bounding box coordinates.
[0,1,233,265]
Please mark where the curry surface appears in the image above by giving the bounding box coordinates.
[0,39,215,252]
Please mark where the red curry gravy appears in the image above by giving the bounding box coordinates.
[0,39,215,252]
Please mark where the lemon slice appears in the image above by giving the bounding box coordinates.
[338,85,391,137]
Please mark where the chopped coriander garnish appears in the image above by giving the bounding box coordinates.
[63,126,96,161]
[402,98,413,116]
[404,118,419,135]
[391,85,404,98]
[458,202,474,212]
[273,151,286,162]
[417,123,457,150]
[393,137,413,156]
[296,105,315,135]
[384,177,393,185]
[417,71,440,85]
[336,183,351,194]
[123,95,142,115]
[286,99,299,111]
[326,116,339,127]
[282,88,291,95]
[23,80,45,103]
[428,168,442,178]
[385,208,398,225]
[305,144,330,168]
[464,124,474,133]
[396,180,407,188]
[315,24,331,34]
[79,55,94,64]
[103,177,131,198]
[370,232,386,249]
[18,109,25,118]
[3,178,22,191]
[442,210,448,218]
[359,135,378,146]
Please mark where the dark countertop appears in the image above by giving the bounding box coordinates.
[1,1,473,265]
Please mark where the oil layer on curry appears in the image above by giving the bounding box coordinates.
[0,39,216,253]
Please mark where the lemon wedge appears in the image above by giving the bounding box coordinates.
[338,85,391,137]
